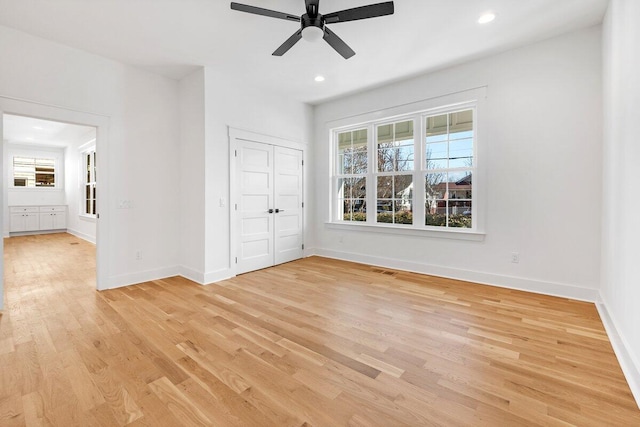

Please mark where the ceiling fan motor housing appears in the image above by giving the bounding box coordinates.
[301,13,324,30]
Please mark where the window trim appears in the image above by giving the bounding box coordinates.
[328,87,486,237]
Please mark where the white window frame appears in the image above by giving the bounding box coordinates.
[328,88,486,240]
[80,147,97,218]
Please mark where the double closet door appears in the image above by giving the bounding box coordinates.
[236,140,303,274]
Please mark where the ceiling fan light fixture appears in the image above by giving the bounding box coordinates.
[478,12,496,24]
[301,26,324,42]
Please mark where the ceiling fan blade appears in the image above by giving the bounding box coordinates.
[305,0,319,17]
[323,27,355,59]
[273,29,303,56]
[324,1,394,24]
[230,2,300,22]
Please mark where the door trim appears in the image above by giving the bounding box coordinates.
[229,127,306,277]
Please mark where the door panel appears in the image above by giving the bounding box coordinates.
[237,140,274,274]
[274,146,303,265]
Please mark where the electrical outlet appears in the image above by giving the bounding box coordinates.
[339,235,344,243]
[511,252,520,263]
[136,250,142,261]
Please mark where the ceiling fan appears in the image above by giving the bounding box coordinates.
[230,1,394,59]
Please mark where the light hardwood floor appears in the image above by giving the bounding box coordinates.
[1,233,639,426]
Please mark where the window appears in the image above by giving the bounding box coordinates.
[332,104,477,231]
[13,157,56,187]
[336,129,368,221]
[376,120,414,224]
[83,150,97,216]
[425,110,474,228]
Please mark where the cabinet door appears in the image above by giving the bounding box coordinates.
[53,212,67,229]
[39,213,54,230]
[10,213,25,232]
[25,213,39,231]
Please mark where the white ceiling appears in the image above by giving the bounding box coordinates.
[3,114,95,147]
[0,0,608,104]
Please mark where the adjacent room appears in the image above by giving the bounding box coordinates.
[0,0,638,425]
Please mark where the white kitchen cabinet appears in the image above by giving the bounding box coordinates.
[39,206,67,231]
[9,206,67,233]
[9,207,40,232]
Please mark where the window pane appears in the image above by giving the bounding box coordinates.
[394,200,413,224]
[449,137,473,168]
[426,142,447,169]
[396,146,414,171]
[426,202,447,227]
[426,173,446,227]
[426,114,448,142]
[377,148,394,172]
[376,200,393,223]
[377,176,393,198]
[340,153,352,175]
[352,177,366,199]
[352,147,367,174]
[449,200,472,228]
[338,131,352,153]
[395,120,414,145]
[338,129,367,175]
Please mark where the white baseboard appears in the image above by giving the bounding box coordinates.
[313,248,600,302]
[104,265,181,290]
[596,299,640,409]
[203,268,233,285]
[176,265,233,286]
[66,228,96,244]
[178,265,205,284]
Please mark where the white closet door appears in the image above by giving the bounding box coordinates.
[237,140,275,274]
[274,146,303,265]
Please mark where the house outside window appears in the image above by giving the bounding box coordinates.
[332,103,477,232]
[13,157,56,187]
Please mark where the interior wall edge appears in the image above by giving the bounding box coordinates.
[313,248,600,303]
[596,297,640,409]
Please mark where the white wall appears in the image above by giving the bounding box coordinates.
[0,24,180,288]
[601,0,640,405]
[64,128,97,243]
[178,68,206,281]
[201,69,314,283]
[313,26,603,301]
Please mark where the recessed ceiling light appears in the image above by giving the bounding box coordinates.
[314,75,325,82]
[33,126,44,130]
[478,12,496,24]
[25,137,34,141]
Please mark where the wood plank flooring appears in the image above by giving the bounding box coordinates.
[1,233,639,426]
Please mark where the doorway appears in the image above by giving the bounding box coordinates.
[0,97,110,311]
[230,129,305,275]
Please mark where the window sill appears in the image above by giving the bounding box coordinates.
[325,221,485,241]
[79,214,97,222]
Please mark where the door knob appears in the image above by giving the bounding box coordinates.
[268,209,274,213]
[275,209,284,213]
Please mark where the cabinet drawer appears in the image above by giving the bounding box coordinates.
[39,206,66,212]
[10,206,39,213]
